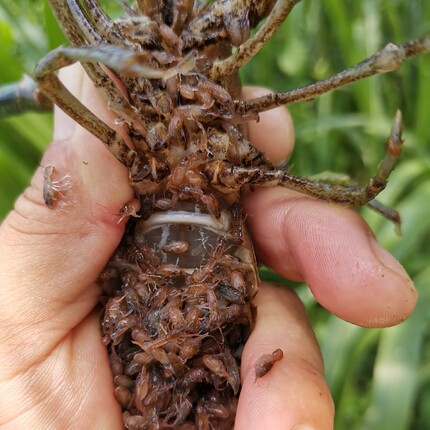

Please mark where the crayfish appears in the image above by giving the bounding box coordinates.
[2,0,429,429]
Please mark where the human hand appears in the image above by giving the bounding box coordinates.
[239,88,417,429]
[0,69,416,430]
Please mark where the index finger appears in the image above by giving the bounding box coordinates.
[242,86,294,165]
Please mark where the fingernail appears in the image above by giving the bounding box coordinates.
[53,64,84,141]
[368,236,413,283]
[291,424,316,430]
[53,106,77,141]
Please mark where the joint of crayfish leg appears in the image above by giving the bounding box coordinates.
[127,152,151,181]
[111,140,138,169]
[359,181,385,207]
[219,166,262,189]
[369,110,404,193]
[371,43,405,73]
[203,162,257,190]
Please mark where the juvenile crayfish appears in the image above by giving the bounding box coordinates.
[3,0,430,429]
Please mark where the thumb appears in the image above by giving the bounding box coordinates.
[0,65,133,372]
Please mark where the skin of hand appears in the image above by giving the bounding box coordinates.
[0,65,417,430]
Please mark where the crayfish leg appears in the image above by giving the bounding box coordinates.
[81,0,126,44]
[206,111,403,224]
[239,35,430,115]
[0,75,52,117]
[211,0,300,80]
[367,200,401,233]
[34,47,138,170]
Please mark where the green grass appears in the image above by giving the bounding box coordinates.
[1,2,430,429]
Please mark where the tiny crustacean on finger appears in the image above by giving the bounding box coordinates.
[254,348,284,379]
[118,198,142,224]
[43,165,72,209]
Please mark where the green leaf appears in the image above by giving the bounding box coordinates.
[356,267,430,430]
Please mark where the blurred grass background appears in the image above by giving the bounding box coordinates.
[0,1,429,429]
